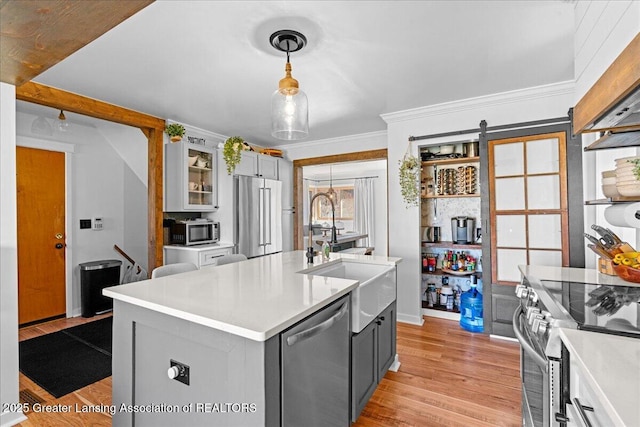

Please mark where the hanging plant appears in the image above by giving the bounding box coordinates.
[398,142,420,208]
[223,136,247,175]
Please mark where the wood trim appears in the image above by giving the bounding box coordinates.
[488,132,569,284]
[292,149,388,250]
[293,149,387,167]
[16,82,165,272]
[148,128,164,270]
[574,32,640,133]
[0,0,153,86]
[16,82,165,129]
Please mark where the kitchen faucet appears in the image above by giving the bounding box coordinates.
[307,192,338,264]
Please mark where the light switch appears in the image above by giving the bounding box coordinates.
[92,217,103,230]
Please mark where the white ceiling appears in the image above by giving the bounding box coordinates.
[24,1,575,148]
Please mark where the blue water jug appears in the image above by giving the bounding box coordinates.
[459,284,483,333]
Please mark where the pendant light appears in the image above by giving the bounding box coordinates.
[270,30,309,140]
[56,110,69,132]
[327,164,336,199]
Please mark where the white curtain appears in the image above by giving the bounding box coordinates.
[354,178,375,248]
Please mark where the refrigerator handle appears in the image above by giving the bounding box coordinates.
[259,187,265,246]
[265,187,272,245]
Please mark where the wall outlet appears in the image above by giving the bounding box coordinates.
[169,359,190,385]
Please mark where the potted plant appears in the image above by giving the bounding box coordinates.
[398,147,420,208]
[223,136,248,175]
[165,123,186,142]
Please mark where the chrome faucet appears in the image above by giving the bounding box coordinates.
[307,192,338,264]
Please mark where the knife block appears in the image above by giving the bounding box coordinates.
[598,257,616,276]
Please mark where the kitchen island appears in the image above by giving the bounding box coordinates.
[103,250,400,426]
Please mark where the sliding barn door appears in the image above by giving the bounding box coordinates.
[488,132,569,285]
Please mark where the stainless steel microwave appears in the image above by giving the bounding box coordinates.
[170,220,219,246]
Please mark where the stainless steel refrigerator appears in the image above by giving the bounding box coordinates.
[234,175,283,258]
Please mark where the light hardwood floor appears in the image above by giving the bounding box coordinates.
[17,314,521,426]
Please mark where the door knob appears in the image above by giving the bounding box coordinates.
[55,243,64,249]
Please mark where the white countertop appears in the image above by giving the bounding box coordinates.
[559,328,640,426]
[104,250,401,342]
[519,265,639,287]
[163,241,234,251]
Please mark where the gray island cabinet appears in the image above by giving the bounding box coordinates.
[103,251,401,427]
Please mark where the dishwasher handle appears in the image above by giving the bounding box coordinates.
[512,305,548,372]
[286,301,348,347]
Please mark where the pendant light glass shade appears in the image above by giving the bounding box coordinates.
[271,62,308,140]
[270,30,309,140]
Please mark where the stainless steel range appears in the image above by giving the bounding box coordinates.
[513,269,640,427]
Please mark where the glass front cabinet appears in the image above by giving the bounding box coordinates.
[165,141,218,211]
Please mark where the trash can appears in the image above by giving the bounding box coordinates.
[80,259,121,317]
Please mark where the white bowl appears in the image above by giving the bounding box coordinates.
[616,173,638,182]
[616,183,640,197]
[615,156,640,164]
[602,184,621,198]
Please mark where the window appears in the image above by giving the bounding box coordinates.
[309,186,354,220]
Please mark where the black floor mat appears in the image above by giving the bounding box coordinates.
[19,317,112,398]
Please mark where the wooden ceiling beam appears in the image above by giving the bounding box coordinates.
[16,81,165,272]
[0,0,153,86]
[16,81,165,130]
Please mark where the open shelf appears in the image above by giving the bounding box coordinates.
[583,130,640,151]
[585,196,640,205]
[422,194,479,199]
[421,301,459,313]
[421,241,482,250]
[421,156,480,167]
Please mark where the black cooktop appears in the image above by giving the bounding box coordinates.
[540,280,640,339]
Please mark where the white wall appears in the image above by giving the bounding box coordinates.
[282,131,389,256]
[383,81,575,325]
[575,2,640,268]
[276,131,387,160]
[0,84,26,426]
[16,111,148,316]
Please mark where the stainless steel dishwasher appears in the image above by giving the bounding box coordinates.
[281,295,350,426]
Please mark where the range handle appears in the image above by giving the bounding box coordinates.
[512,306,548,372]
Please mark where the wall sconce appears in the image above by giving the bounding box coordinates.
[270,29,309,140]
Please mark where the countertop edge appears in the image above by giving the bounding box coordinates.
[104,282,358,341]
[558,327,636,426]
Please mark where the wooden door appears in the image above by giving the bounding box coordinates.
[487,131,569,285]
[17,147,66,324]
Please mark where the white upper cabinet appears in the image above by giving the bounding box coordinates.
[234,151,279,180]
[165,141,218,211]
